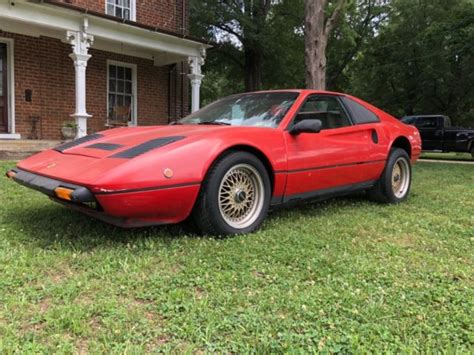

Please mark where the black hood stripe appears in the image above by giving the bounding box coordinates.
[110,136,186,159]
[86,143,124,151]
[54,133,104,152]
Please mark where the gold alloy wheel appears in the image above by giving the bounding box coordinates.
[218,163,265,229]
[391,157,410,198]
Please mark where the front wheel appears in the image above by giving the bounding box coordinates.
[369,148,412,203]
[192,151,271,236]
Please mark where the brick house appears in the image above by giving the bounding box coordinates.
[0,0,209,140]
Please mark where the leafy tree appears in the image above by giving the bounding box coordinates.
[192,0,391,102]
[192,0,473,127]
[190,0,276,91]
[349,0,474,125]
[327,0,391,90]
[190,0,305,102]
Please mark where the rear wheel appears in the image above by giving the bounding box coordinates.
[192,151,271,236]
[369,148,412,203]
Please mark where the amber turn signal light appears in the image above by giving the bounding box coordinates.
[54,187,74,201]
[6,170,16,179]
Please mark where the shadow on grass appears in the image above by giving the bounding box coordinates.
[5,193,372,251]
[4,202,192,251]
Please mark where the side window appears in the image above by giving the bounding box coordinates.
[294,95,352,130]
[341,97,379,124]
[415,117,439,128]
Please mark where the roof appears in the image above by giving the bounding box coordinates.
[42,0,213,46]
[246,89,346,96]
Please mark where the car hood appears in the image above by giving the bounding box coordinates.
[16,124,283,192]
[55,125,230,159]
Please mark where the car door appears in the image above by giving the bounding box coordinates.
[415,116,443,150]
[283,94,384,202]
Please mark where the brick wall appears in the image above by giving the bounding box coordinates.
[57,0,188,34]
[0,31,189,140]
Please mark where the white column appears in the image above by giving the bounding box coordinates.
[66,29,94,138]
[188,50,205,113]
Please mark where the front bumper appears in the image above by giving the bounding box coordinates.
[6,168,201,228]
[5,168,160,227]
[6,168,95,203]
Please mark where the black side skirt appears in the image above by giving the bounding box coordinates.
[271,180,377,206]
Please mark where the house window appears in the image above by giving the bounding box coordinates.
[106,0,135,21]
[107,61,137,125]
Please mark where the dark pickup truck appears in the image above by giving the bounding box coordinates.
[401,115,474,158]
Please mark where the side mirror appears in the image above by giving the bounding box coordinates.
[289,119,322,135]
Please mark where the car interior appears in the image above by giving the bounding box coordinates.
[293,96,352,130]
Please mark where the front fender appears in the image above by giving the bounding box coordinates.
[92,128,288,194]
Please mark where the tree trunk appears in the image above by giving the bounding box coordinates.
[305,0,327,90]
[304,0,346,90]
[244,46,263,91]
[242,0,270,92]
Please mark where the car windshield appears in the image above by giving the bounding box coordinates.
[178,92,299,128]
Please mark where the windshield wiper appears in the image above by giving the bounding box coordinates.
[198,121,231,126]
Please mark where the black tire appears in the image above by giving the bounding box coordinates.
[470,145,474,159]
[191,151,271,236]
[368,148,412,204]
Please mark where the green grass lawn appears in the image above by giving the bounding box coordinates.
[421,151,473,161]
[0,161,472,353]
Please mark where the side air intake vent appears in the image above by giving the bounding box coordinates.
[110,136,186,159]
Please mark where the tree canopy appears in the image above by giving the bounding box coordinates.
[349,0,474,125]
[191,0,474,125]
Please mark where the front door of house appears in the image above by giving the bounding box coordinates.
[0,43,8,133]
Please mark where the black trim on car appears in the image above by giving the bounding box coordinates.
[283,180,376,203]
[110,136,186,159]
[7,168,95,203]
[94,181,201,195]
[86,143,124,151]
[54,133,104,152]
[270,195,284,205]
[274,159,386,174]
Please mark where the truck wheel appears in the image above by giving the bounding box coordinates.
[192,151,271,236]
[369,148,412,203]
[471,146,474,159]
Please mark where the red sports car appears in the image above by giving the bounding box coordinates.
[6,90,421,235]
